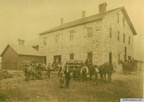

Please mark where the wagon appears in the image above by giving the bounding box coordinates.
[66,60,83,69]
[65,60,83,78]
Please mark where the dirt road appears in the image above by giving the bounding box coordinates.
[0,71,143,102]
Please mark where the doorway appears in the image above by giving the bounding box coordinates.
[54,55,61,65]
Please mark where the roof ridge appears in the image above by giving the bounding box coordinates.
[40,6,123,35]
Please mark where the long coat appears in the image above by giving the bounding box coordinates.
[64,69,71,80]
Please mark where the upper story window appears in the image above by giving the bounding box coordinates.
[123,33,125,43]
[117,13,119,23]
[55,35,59,43]
[109,28,112,38]
[70,30,75,41]
[118,54,120,64]
[123,18,125,27]
[128,36,130,44]
[87,27,93,37]
[70,53,74,60]
[117,31,120,41]
[43,37,47,45]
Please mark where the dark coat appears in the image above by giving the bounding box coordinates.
[64,69,71,80]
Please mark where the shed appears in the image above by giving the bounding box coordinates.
[1,44,46,70]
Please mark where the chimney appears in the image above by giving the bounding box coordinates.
[99,2,107,14]
[82,11,86,18]
[60,18,64,25]
[18,39,25,46]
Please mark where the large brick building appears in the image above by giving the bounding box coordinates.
[39,3,137,70]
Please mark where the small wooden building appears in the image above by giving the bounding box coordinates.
[1,44,46,70]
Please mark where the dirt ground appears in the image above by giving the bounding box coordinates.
[0,70,143,102]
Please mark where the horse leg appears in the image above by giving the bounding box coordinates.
[95,73,98,85]
[110,73,112,82]
[108,73,111,82]
[100,73,103,82]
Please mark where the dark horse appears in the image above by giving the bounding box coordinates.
[88,64,99,84]
[99,62,114,83]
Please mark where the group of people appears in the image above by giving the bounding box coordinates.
[57,61,96,88]
[23,59,99,88]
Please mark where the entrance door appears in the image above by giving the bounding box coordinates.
[54,55,61,65]
[109,53,112,64]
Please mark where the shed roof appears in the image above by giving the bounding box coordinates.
[1,44,45,57]
[40,7,137,35]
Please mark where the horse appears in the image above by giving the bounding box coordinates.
[88,64,99,84]
[99,62,114,83]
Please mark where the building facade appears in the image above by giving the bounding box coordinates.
[39,3,136,70]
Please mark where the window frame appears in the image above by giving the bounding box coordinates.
[117,31,120,41]
[43,37,47,45]
[87,27,93,37]
[123,33,125,43]
[109,28,112,38]
[70,53,74,60]
[70,30,74,41]
[55,35,59,43]
[123,18,125,27]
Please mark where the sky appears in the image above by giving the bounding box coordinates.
[0,0,144,61]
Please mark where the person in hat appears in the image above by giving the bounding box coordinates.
[64,65,71,88]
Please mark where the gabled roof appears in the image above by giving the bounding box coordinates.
[40,7,137,35]
[1,44,45,57]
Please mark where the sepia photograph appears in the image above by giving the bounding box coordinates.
[0,0,143,102]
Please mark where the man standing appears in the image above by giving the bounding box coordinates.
[64,65,71,88]
[80,64,89,82]
[47,63,51,78]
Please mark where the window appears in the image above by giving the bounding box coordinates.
[55,35,59,43]
[87,27,93,37]
[109,28,112,38]
[70,30,74,41]
[118,54,120,64]
[117,13,119,23]
[128,36,130,44]
[87,52,93,64]
[123,18,125,27]
[43,37,47,45]
[123,33,125,43]
[70,54,74,60]
[117,31,120,41]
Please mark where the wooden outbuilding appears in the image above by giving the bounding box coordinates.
[1,44,46,70]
